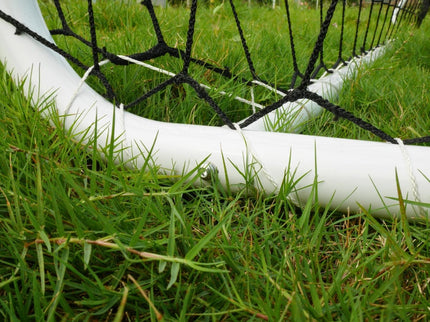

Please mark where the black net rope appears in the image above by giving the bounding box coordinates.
[0,0,429,145]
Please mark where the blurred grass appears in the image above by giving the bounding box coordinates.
[1,0,430,320]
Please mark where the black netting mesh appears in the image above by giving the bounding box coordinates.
[0,0,429,144]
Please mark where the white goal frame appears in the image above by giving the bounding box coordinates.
[0,0,428,218]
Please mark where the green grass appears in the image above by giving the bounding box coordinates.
[1,0,430,320]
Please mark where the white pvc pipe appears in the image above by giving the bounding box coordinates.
[0,0,428,218]
[392,0,407,24]
[242,46,387,132]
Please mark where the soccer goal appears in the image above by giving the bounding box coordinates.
[0,0,428,218]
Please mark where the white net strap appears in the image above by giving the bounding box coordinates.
[395,138,424,215]
[118,102,132,161]
[64,59,110,116]
[114,55,268,110]
[250,87,256,114]
[232,123,278,190]
[66,60,131,160]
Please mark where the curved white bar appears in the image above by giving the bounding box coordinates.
[392,0,407,24]
[242,46,387,132]
[0,0,428,218]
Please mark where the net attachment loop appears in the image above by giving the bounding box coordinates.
[232,123,279,191]
[395,138,425,216]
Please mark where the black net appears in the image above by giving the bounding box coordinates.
[0,0,429,144]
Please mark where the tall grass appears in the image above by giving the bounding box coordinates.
[1,0,430,320]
